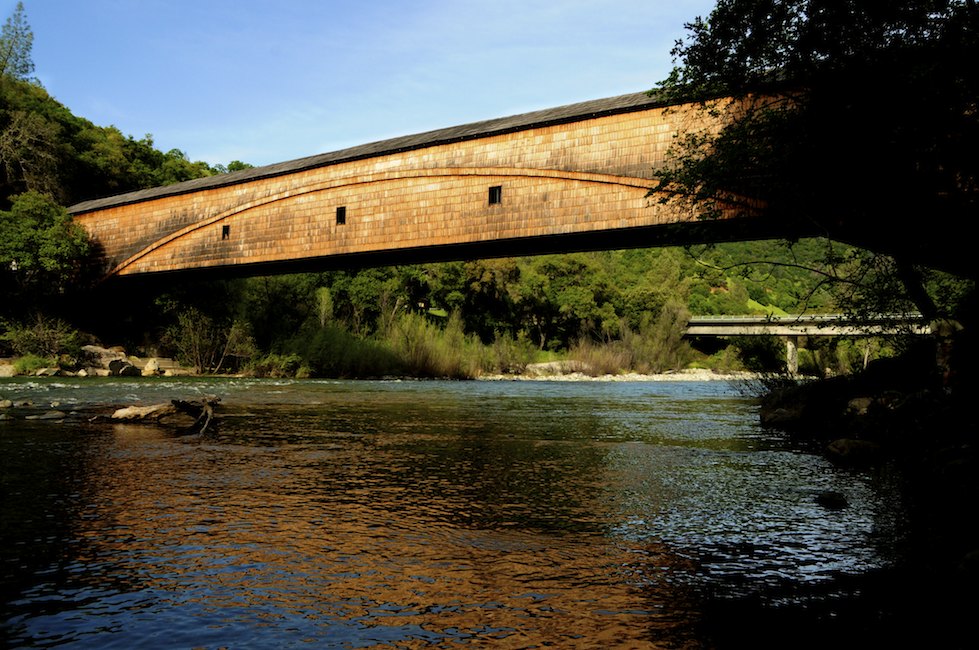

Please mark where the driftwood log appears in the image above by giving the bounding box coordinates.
[172,398,217,434]
[111,396,219,435]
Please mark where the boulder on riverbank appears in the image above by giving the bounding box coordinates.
[758,346,942,438]
[0,346,191,378]
[108,358,141,376]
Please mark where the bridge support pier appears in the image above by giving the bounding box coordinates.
[785,336,799,375]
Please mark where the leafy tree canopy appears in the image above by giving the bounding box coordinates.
[655,0,978,287]
[0,191,90,313]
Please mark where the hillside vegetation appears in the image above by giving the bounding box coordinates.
[1,5,963,379]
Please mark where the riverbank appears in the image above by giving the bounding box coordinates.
[0,353,754,382]
[753,351,978,645]
[0,345,192,379]
[480,364,756,382]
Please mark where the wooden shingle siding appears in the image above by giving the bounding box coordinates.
[70,93,727,277]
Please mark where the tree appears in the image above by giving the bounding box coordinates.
[158,148,215,185]
[162,306,255,374]
[446,259,521,344]
[0,313,80,359]
[0,2,33,81]
[653,0,978,320]
[213,160,255,174]
[513,255,617,350]
[0,109,62,198]
[0,74,224,205]
[0,191,90,314]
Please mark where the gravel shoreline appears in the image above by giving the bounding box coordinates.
[1,359,755,383]
[479,368,758,382]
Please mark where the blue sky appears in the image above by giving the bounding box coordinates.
[14,1,716,167]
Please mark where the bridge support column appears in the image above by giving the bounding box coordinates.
[785,336,799,375]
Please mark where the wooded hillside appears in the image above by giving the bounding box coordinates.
[2,2,964,378]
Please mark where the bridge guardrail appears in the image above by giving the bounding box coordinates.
[684,313,930,337]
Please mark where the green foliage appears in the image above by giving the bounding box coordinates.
[697,345,745,374]
[480,331,536,375]
[315,286,333,327]
[654,0,978,321]
[513,254,620,350]
[570,300,695,375]
[162,307,254,374]
[144,237,907,378]
[288,323,401,378]
[244,353,307,378]
[569,338,631,376]
[795,338,895,378]
[1,314,80,359]
[730,335,785,374]
[0,109,61,198]
[319,268,402,336]
[13,353,53,375]
[0,2,33,81]
[0,191,90,312]
[0,72,236,208]
[382,311,481,379]
[212,160,254,174]
[237,274,325,350]
[442,259,521,343]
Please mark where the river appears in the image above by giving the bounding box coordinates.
[1,377,912,648]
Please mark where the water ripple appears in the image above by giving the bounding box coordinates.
[1,378,907,648]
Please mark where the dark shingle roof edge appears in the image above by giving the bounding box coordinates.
[68,90,665,214]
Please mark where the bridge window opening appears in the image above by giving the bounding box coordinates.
[221,225,230,240]
[488,185,502,205]
[336,206,346,225]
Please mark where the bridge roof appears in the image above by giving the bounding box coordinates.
[69,91,665,215]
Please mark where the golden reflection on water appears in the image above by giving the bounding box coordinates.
[59,419,705,647]
[3,381,898,649]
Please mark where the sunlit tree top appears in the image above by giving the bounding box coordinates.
[0,2,34,82]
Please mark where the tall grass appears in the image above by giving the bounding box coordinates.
[570,302,695,376]
[289,324,404,378]
[479,331,537,375]
[278,313,485,378]
[250,303,697,380]
[243,353,308,378]
[13,354,57,375]
[381,312,481,378]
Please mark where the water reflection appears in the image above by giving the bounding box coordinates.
[1,379,904,648]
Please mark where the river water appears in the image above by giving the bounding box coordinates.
[1,377,910,648]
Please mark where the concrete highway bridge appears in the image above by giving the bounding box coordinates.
[685,314,931,374]
[68,92,793,281]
